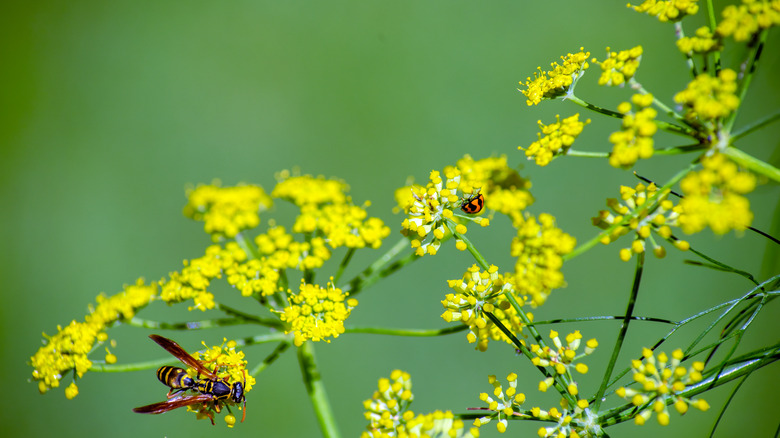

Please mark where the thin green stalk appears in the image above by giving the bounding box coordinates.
[565,150,609,158]
[722,146,780,183]
[250,341,290,377]
[127,316,249,330]
[345,325,467,336]
[298,341,341,438]
[235,231,262,260]
[731,109,780,141]
[531,315,675,326]
[91,357,176,372]
[704,0,721,71]
[333,248,355,285]
[593,252,644,411]
[217,303,286,328]
[447,219,489,270]
[567,95,694,137]
[726,29,768,132]
[674,22,698,78]
[344,237,415,295]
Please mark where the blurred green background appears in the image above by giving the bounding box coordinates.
[2,1,778,437]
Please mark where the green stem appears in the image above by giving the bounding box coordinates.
[446,219,489,270]
[705,0,721,71]
[217,303,285,328]
[726,29,768,132]
[235,231,262,260]
[91,357,176,372]
[344,237,415,296]
[250,341,290,377]
[673,22,699,78]
[345,325,467,336]
[126,316,250,330]
[298,341,341,438]
[566,150,609,158]
[333,248,356,285]
[567,95,693,137]
[593,251,644,411]
[731,109,780,141]
[722,146,780,183]
[531,315,675,326]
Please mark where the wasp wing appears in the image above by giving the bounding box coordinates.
[149,334,216,378]
[133,394,213,414]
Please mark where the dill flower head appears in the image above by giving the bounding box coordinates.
[31,279,157,396]
[255,225,332,271]
[473,373,527,434]
[362,370,474,438]
[521,114,590,166]
[159,243,247,311]
[454,154,534,221]
[519,49,591,106]
[676,153,756,235]
[280,279,357,347]
[677,26,722,54]
[674,69,739,126]
[608,93,657,169]
[511,213,576,306]
[274,172,391,250]
[595,46,643,86]
[534,398,599,438]
[617,348,710,426]
[294,202,391,250]
[717,0,780,42]
[400,168,482,256]
[592,182,689,261]
[441,265,528,351]
[183,183,272,242]
[272,171,349,206]
[530,330,597,384]
[629,0,700,22]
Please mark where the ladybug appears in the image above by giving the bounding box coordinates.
[459,192,484,214]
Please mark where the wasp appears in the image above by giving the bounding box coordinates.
[133,334,246,424]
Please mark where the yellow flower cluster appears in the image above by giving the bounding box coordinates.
[676,26,721,54]
[30,279,157,396]
[616,348,710,426]
[532,398,595,438]
[608,93,657,169]
[160,243,247,311]
[511,213,576,306]
[280,280,357,347]
[183,183,272,241]
[294,203,391,249]
[272,172,348,206]
[629,0,699,22]
[531,330,597,396]
[473,373,526,434]
[275,173,390,251]
[362,370,474,438]
[400,169,481,256]
[454,155,534,221]
[595,46,643,86]
[521,114,590,167]
[441,265,529,351]
[519,49,591,106]
[400,156,533,256]
[717,0,780,42]
[674,69,739,123]
[255,225,331,271]
[677,153,756,234]
[592,182,689,261]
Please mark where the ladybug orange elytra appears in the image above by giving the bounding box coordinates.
[459,192,484,214]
